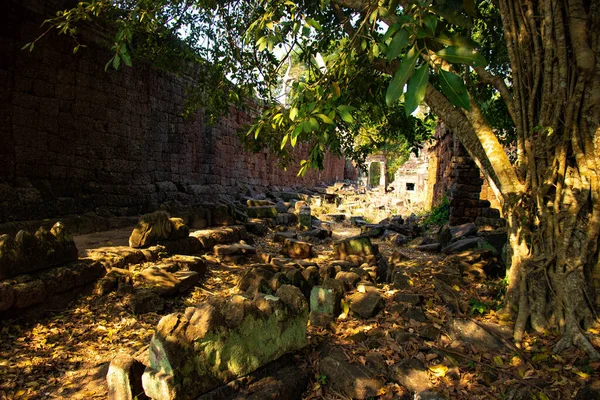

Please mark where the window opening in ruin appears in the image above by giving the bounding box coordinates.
[406,183,415,191]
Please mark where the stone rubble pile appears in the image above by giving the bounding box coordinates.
[0,222,103,319]
[0,181,514,400]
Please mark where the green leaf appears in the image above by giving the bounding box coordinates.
[111,54,121,70]
[121,47,132,67]
[386,45,418,106]
[436,46,487,67]
[309,117,319,131]
[405,64,429,117]
[438,69,470,110]
[337,105,355,123]
[305,18,322,30]
[338,110,354,123]
[430,5,473,28]
[434,30,478,48]
[387,29,409,61]
[423,15,438,35]
[316,113,334,124]
[371,42,380,58]
[302,121,312,133]
[383,23,401,42]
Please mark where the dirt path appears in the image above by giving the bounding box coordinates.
[0,222,596,399]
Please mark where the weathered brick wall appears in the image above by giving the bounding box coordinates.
[0,0,347,223]
[430,121,501,225]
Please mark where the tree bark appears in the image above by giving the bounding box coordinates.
[423,0,600,358]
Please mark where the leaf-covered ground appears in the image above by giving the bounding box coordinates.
[0,222,598,399]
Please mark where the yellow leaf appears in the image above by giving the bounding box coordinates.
[573,369,590,379]
[510,356,523,367]
[452,285,460,291]
[538,393,550,400]
[332,82,341,97]
[493,356,504,366]
[428,364,448,377]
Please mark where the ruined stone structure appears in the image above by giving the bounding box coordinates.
[393,146,431,209]
[361,154,387,189]
[0,0,347,226]
[430,122,501,225]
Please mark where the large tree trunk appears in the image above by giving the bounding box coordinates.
[426,0,600,357]
[497,0,600,358]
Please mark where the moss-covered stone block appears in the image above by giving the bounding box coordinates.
[334,236,375,260]
[246,206,278,219]
[142,285,308,400]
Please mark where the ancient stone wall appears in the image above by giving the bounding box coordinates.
[0,0,347,225]
[430,122,501,225]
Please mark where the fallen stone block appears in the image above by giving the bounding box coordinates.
[416,243,442,253]
[160,255,207,276]
[237,267,275,293]
[107,353,146,400]
[196,356,308,400]
[347,291,384,319]
[141,285,308,400]
[214,243,256,256]
[273,231,297,243]
[137,267,181,296]
[323,213,346,222]
[172,271,200,293]
[130,211,190,248]
[0,222,78,279]
[128,289,165,314]
[190,226,246,250]
[246,199,275,207]
[350,216,368,227]
[275,212,298,226]
[0,282,14,312]
[281,238,312,259]
[247,206,278,219]
[298,206,312,229]
[447,319,507,352]
[13,279,47,309]
[392,358,431,393]
[442,237,482,254]
[320,349,383,399]
[334,236,375,260]
[360,224,386,238]
[244,219,269,236]
[299,227,332,240]
[310,285,342,326]
[302,266,320,287]
[280,192,300,201]
[268,272,290,292]
[449,222,478,242]
[335,271,361,291]
[285,269,311,298]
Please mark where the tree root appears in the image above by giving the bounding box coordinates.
[553,323,600,360]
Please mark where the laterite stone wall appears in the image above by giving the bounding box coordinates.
[0,0,347,225]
